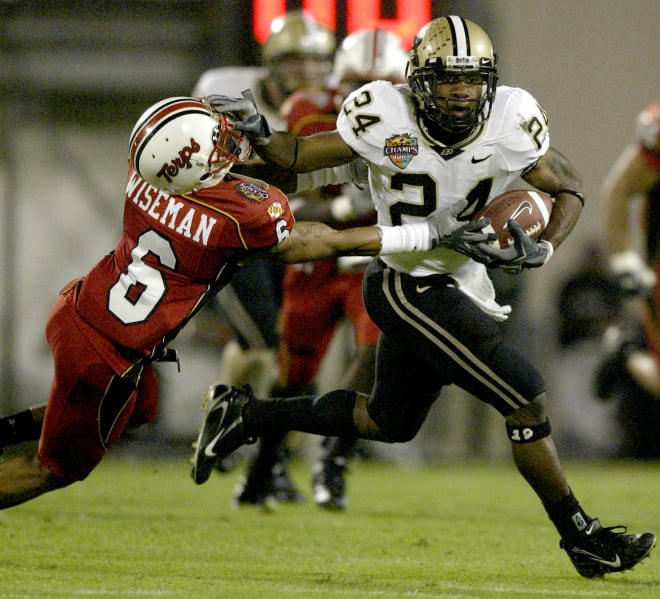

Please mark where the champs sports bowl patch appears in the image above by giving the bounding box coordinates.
[236,180,270,203]
[384,133,418,169]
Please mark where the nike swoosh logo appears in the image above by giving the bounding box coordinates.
[416,285,432,294]
[471,154,493,164]
[510,201,533,220]
[572,549,622,568]
[203,402,228,457]
[584,520,599,535]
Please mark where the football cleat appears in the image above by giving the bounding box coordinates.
[232,474,275,510]
[233,455,304,508]
[312,456,348,510]
[560,518,656,578]
[190,384,256,485]
[270,458,305,504]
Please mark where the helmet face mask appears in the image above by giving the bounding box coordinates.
[129,97,251,194]
[407,16,498,133]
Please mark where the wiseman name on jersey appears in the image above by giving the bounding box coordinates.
[126,171,217,247]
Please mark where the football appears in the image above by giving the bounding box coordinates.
[474,189,553,249]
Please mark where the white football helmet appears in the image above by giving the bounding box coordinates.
[332,28,408,93]
[635,99,660,155]
[407,16,498,133]
[129,97,251,194]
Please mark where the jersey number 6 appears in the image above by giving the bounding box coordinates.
[108,230,177,324]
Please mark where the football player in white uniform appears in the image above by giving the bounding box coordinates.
[193,16,655,578]
[191,10,335,498]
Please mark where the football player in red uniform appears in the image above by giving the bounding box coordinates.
[231,28,409,511]
[597,99,660,456]
[193,16,655,578]
[0,96,444,510]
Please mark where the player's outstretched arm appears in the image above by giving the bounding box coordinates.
[257,130,357,173]
[269,220,441,264]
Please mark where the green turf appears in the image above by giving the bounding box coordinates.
[0,454,657,598]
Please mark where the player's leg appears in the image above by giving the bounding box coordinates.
[0,405,44,451]
[233,262,335,507]
[214,257,284,397]
[213,257,285,484]
[365,260,655,578]
[0,452,69,509]
[0,291,153,510]
[313,273,379,510]
[430,281,656,578]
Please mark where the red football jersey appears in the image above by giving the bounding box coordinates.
[76,166,294,353]
[281,88,341,136]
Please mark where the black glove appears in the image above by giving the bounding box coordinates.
[475,220,554,274]
[438,218,498,264]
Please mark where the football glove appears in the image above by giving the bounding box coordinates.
[609,250,656,296]
[438,218,498,264]
[475,220,553,274]
[204,90,272,145]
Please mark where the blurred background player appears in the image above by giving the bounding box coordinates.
[232,29,409,510]
[596,98,660,458]
[191,10,336,493]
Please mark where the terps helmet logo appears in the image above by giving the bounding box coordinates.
[236,180,270,202]
[384,133,418,169]
[267,202,284,219]
[156,137,201,184]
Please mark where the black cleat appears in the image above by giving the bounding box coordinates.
[191,384,256,485]
[232,473,274,510]
[312,456,348,510]
[560,518,656,578]
[233,456,304,508]
[270,459,305,504]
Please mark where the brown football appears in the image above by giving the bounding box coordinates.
[475,189,553,249]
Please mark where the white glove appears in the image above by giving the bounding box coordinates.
[609,250,656,295]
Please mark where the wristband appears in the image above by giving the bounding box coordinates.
[556,189,585,207]
[377,223,434,254]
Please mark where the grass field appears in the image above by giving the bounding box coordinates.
[0,450,657,598]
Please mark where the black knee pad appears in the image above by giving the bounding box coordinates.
[506,418,551,443]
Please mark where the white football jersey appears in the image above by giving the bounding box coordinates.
[336,81,550,320]
[192,66,286,131]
